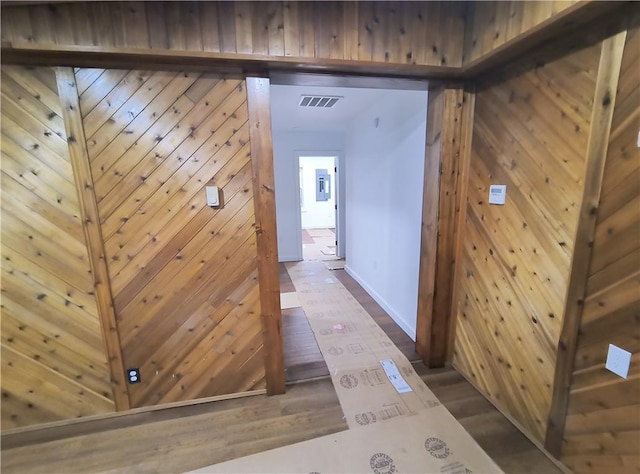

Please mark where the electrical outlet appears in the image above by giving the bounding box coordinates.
[605,344,631,379]
[127,368,141,384]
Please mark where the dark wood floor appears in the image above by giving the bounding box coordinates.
[1,262,562,473]
[280,263,421,382]
[0,365,562,474]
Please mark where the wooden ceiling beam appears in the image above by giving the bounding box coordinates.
[463,1,631,77]
[0,42,461,81]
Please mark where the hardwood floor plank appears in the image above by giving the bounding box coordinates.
[1,365,561,474]
[281,257,425,384]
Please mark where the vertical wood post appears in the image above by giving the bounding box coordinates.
[416,86,445,364]
[416,84,475,368]
[446,87,475,361]
[544,31,627,456]
[55,67,131,411]
[245,76,286,395]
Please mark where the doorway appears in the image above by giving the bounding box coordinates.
[270,75,429,382]
[298,155,340,261]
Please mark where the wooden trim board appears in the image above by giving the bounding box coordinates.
[246,76,286,395]
[415,84,444,364]
[1,42,461,80]
[1,389,266,450]
[54,67,130,411]
[462,1,624,76]
[446,86,475,362]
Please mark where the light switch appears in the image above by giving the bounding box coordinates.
[605,344,632,379]
[206,186,219,207]
[489,185,507,205]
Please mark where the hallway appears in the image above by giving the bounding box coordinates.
[280,261,420,382]
[196,259,564,472]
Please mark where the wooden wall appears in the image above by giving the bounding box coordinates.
[451,41,602,442]
[1,65,272,428]
[76,68,267,408]
[561,28,640,473]
[1,65,115,428]
[462,1,579,65]
[0,1,465,68]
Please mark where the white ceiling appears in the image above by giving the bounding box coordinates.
[270,84,391,132]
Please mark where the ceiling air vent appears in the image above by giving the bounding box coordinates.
[299,95,342,108]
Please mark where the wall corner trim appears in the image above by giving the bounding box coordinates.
[416,84,475,368]
[54,67,131,411]
[246,76,286,395]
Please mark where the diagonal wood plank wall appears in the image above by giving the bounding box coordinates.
[0,1,466,68]
[1,65,115,428]
[75,68,267,408]
[561,27,640,473]
[452,41,602,442]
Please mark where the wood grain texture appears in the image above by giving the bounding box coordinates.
[0,1,465,68]
[1,65,115,429]
[463,1,580,66]
[452,41,602,442]
[282,265,422,383]
[0,365,563,474]
[545,31,628,456]
[73,68,267,408]
[416,85,475,368]
[415,87,443,362]
[560,27,640,473]
[246,77,285,395]
[55,67,131,411]
[447,87,476,361]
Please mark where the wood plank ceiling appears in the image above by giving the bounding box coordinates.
[76,68,266,408]
[1,66,115,428]
[452,41,602,442]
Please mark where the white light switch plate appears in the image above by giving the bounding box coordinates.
[205,186,219,207]
[605,344,632,379]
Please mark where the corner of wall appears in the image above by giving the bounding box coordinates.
[344,264,416,342]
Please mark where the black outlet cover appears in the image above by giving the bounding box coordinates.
[127,368,141,384]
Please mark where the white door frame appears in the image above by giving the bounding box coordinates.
[294,150,345,260]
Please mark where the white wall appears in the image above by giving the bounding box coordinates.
[344,90,428,341]
[299,156,336,229]
[273,131,344,261]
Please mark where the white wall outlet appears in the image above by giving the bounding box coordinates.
[205,185,219,207]
[605,344,632,379]
[489,184,507,205]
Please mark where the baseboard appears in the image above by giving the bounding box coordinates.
[344,264,416,341]
[1,389,266,449]
[452,363,572,474]
[278,254,301,263]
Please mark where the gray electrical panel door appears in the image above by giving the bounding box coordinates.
[316,169,331,201]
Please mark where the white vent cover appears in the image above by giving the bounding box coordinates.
[299,95,342,108]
